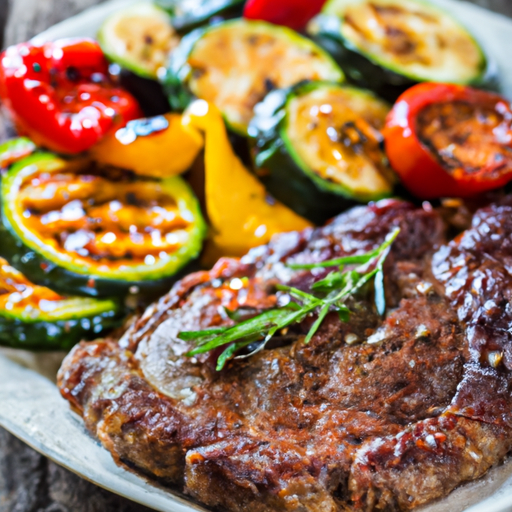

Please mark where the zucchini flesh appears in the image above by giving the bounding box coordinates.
[0,153,206,297]
[98,2,180,79]
[313,0,486,86]
[168,20,344,134]
[284,85,394,199]
[0,257,123,350]
[250,82,395,224]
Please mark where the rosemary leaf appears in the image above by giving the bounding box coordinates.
[374,268,386,316]
[185,308,294,357]
[304,303,331,344]
[180,228,400,370]
[289,227,400,271]
[216,338,260,371]
[179,327,229,342]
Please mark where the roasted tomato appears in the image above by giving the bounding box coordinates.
[384,83,512,199]
[244,0,327,31]
[0,39,142,154]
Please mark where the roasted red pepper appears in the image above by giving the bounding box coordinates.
[0,39,142,154]
[243,0,327,31]
[384,83,512,199]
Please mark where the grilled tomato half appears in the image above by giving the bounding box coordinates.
[384,83,512,199]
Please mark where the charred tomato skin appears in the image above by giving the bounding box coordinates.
[384,82,512,199]
[0,152,207,298]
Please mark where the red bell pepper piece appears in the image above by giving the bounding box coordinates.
[0,39,142,154]
[244,0,327,31]
[384,83,512,199]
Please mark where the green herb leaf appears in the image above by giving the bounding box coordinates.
[289,227,400,271]
[179,327,229,342]
[288,253,377,270]
[216,337,261,371]
[304,303,331,344]
[180,228,400,370]
[374,268,386,316]
[185,308,295,357]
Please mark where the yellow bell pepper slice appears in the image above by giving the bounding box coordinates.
[90,113,203,178]
[182,100,312,264]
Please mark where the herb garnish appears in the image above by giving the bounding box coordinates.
[180,228,400,371]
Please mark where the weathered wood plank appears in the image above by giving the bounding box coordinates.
[3,0,104,46]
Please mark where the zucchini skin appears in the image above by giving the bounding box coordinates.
[249,82,390,225]
[0,154,207,299]
[161,27,200,112]
[0,309,124,351]
[162,20,344,134]
[254,134,357,225]
[309,13,495,102]
[156,0,244,33]
[0,222,182,298]
[0,137,37,168]
[310,29,414,103]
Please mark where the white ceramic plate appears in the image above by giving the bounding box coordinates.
[2,1,512,511]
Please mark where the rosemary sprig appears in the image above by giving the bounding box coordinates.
[180,228,400,371]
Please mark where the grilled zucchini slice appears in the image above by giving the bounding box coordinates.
[0,152,206,298]
[250,82,395,224]
[0,138,36,169]
[164,19,344,135]
[0,257,124,351]
[308,0,490,100]
[156,0,244,32]
[98,2,180,80]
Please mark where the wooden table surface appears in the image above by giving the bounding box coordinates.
[1,1,512,511]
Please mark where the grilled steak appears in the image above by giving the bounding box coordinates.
[58,198,512,511]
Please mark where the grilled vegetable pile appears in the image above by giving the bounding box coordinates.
[0,0,510,351]
[164,19,344,134]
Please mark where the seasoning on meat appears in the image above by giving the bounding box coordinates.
[58,198,512,511]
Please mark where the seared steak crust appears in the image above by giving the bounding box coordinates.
[58,199,512,511]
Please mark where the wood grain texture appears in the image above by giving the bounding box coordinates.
[0,1,511,511]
